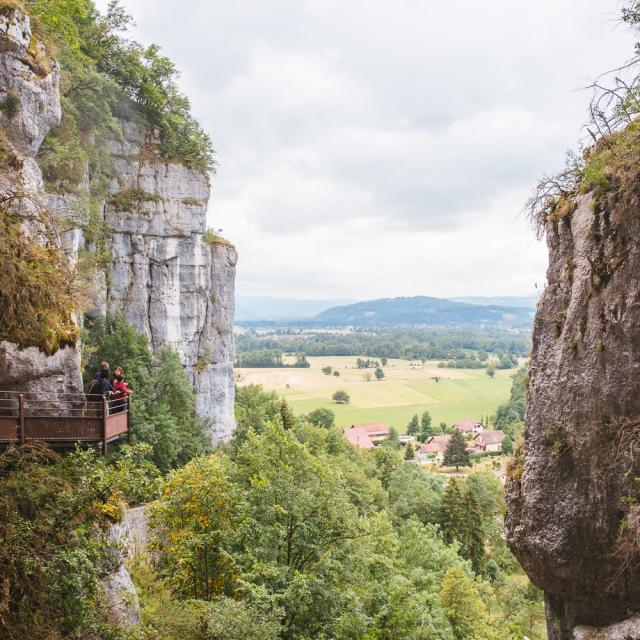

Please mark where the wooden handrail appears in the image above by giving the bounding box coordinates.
[0,390,129,454]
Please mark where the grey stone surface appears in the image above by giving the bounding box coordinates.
[0,342,82,394]
[103,126,237,440]
[573,615,640,640]
[0,10,60,155]
[101,506,151,629]
[0,9,237,439]
[0,9,83,398]
[505,190,640,637]
[102,563,140,629]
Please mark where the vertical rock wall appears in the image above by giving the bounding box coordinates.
[105,121,237,441]
[0,9,83,396]
[0,9,236,439]
[505,187,640,638]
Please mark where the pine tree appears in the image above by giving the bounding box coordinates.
[407,414,419,436]
[440,478,465,545]
[461,485,485,574]
[280,399,295,430]
[404,443,415,460]
[443,429,471,471]
[418,411,432,442]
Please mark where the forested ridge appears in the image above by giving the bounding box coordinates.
[236,327,530,365]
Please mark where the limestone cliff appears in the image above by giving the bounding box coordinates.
[0,8,236,440]
[0,8,83,396]
[505,180,640,636]
[103,121,237,440]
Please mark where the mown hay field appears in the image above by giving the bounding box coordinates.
[235,356,515,430]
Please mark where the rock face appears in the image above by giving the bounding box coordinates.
[102,506,150,629]
[505,189,640,637]
[0,10,236,439]
[0,9,83,397]
[573,615,640,640]
[0,10,60,156]
[105,121,237,440]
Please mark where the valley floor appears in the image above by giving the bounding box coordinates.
[235,356,514,429]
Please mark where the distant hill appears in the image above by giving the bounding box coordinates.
[313,296,534,328]
[447,293,540,309]
[236,296,357,321]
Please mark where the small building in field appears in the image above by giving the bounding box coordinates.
[343,422,389,449]
[417,434,451,462]
[473,430,505,452]
[452,419,484,435]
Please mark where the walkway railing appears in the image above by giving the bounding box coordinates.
[0,391,130,454]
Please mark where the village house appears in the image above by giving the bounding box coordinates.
[342,422,389,449]
[473,430,505,453]
[398,434,416,445]
[417,434,451,463]
[452,419,484,435]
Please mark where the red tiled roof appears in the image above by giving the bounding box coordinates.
[474,430,505,445]
[453,419,483,432]
[343,423,389,449]
[419,435,451,453]
[352,422,388,433]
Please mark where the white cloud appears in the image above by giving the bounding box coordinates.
[100,0,635,298]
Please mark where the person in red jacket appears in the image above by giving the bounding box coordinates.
[112,369,132,413]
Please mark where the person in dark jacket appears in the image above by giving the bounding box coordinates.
[94,368,115,397]
[94,361,110,380]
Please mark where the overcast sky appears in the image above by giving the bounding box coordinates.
[100,0,634,300]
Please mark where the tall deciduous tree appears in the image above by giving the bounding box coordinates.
[332,390,350,404]
[440,567,494,640]
[307,407,335,429]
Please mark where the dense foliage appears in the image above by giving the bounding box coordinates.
[143,384,545,640]
[23,0,214,179]
[236,327,531,362]
[84,313,211,471]
[492,366,527,444]
[0,443,160,639]
[0,372,542,639]
[235,349,310,368]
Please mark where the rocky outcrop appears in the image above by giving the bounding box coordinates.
[0,9,83,397]
[0,10,60,156]
[105,121,237,440]
[102,506,150,629]
[0,9,236,439]
[505,187,640,637]
[573,616,640,640]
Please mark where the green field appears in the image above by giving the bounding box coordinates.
[235,356,515,430]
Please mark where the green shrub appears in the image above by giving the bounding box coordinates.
[204,228,233,246]
[0,92,20,119]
